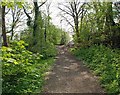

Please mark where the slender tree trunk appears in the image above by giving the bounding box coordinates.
[0,7,2,47]
[74,16,80,43]
[11,9,15,40]
[45,3,51,42]
[44,24,47,42]
[33,2,39,37]
[2,5,8,46]
[11,27,14,40]
[105,2,115,46]
[0,7,2,95]
[33,2,39,45]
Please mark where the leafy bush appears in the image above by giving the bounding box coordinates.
[41,42,57,59]
[72,45,120,94]
[1,40,54,93]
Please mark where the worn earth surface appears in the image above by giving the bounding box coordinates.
[42,45,106,93]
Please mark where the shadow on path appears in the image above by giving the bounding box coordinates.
[43,45,106,93]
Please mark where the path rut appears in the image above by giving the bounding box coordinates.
[43,46,105,93]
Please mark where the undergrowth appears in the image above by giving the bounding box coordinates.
[71,45,120,94]
[1,40,55,93]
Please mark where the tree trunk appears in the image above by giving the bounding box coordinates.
[2,5,8,46]
[105,2,115,46]
[33,2,39,45]
[33,2,39,37]
[44,24,47,42]
[0,7,2,47]
[11,27,14,40]
[74,16,80,43]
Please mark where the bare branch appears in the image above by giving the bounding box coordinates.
[58,7,73,17]
[78,3,86,16]
[5,9,10,15]
[22,6,32,20]
[59,3,73,15]
[60,14,74,29]
[38,0,47,8]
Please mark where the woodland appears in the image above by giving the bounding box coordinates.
[0,0,120,94]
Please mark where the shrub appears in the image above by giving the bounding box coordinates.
[1,40,54,93]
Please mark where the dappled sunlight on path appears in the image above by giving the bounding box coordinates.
[43,45,106,93]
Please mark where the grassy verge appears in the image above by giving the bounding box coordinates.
[71,45,120,94]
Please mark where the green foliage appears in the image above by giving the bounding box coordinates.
[47,24,69,45]
[41,42,57,58]
[60,32,69,45]
[20,20,69,58]
[77,2,120,48]
[0,1,23,8]
[72,45,120,94]
[1,40,54,93]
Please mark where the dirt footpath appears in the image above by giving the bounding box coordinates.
[43,46,106,93]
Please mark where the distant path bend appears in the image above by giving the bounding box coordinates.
[43,45,105,93]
